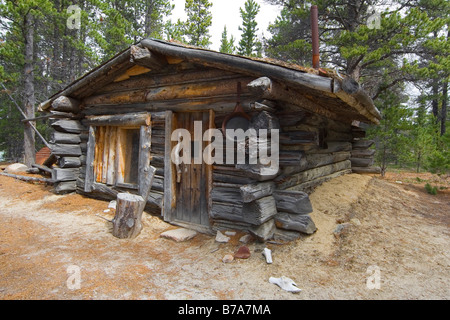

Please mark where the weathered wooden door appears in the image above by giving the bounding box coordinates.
[173,112,211,228]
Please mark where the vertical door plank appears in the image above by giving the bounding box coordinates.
[204,109,215,226]
[84,126,96,192]
[101,126,111,184]
[106,126,117,185]
[163,110,174,221]
[95,126,105,183]
[115,128,126,185]
[138,122,152,198]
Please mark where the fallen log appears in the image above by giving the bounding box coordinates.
[31,164,53,175]
[0,172,56,184]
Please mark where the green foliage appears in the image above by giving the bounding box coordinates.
[366,86,413,175]
[183,0,213,48]
[219,25,235,54]
[0,100,24,161]
[265,0,449,175]
[266,3,312,65]
[425,131,450,174]
[237,0,262,57]
[406,101,438,172]
[163,19,185,42]
[0,0,174,160]
[92,0,173,59]
[425,183,438,195]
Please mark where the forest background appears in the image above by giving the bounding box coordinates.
[0,0,448,176]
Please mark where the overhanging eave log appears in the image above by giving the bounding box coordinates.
[247,77,346,123]
[247,76,380,125]
[334,77,381,124]
[51,96,81,112]
[130,45,167,70]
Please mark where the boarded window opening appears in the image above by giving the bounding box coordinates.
[119,128,140,185]
[93,126,140,188]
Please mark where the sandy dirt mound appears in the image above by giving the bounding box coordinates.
[0,172,448,300]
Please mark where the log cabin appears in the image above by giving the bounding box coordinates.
[38,38,381,241]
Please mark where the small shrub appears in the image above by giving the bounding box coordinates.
[425,183,437,195]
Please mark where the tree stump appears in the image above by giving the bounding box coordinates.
[112,193,146,239]
[112,166,156,239]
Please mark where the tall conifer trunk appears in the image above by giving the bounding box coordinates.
[23,12,36,167]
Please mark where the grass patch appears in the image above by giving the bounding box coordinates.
[425,183,438,195]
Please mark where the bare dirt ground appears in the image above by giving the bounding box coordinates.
[0,170,449,300]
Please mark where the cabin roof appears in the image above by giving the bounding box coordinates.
[39,38,381,125]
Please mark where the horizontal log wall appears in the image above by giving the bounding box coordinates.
[350,123,380,174]
[50,116,85,194]
[57,65,366,238]
[209,101,355,234]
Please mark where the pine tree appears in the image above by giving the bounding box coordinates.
[0,0,175,163]
[265,0,446,96]
[237,0,262,57]
[0,0,55,165]
[183,0,213,48]
[164,18,186,42]
[367,87,413,176]
[266,5,312,65]
[219,25,235,54]
[409,97,437,172]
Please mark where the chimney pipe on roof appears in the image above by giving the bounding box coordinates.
[311,5,320,69]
